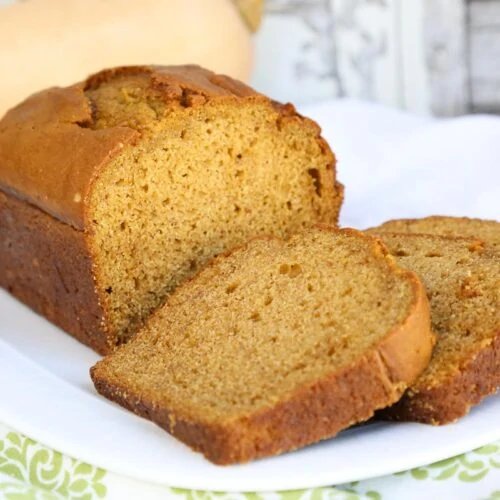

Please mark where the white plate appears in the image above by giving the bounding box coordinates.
[1,100,500,492]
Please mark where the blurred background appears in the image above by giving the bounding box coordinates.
[1,0,499,118]
[253,0,500,116]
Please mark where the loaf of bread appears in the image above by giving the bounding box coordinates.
[368,216,500,250]
[372,233,500,424]
[91,227,434,464]
[0,65,343,354]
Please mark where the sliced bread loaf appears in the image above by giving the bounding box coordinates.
[368,216,500,250]
[91,227,434,464]
[372,233,500,424]
[0,65,343,353]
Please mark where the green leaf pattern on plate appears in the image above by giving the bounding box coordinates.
[402,444,500,482]
[169,487,366,500]
[0,481,60,500]
[0,431,106,499]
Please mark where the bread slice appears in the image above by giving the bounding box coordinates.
[367,216,500,250]
[371,233,500,424]
[91,227,434,464]
[0,65,343,353]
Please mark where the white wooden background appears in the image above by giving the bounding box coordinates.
[251,0,500,116]
[470,0,500,113]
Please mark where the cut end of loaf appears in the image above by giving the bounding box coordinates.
[91,227,433,464]
[85,70,343,347]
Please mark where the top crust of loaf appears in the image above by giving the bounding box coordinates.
[0,65,315,229]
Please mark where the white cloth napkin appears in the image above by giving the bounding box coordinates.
[300,99,500,229]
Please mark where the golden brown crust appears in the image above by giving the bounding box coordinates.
[0,65,262,230]
[0,84,138,229]
[380,331,500,424]
[0,190,112,353]
[84,65,259,101]
[91,228,434,464]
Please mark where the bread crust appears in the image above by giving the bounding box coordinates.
[91,229,435,464]
[0,83,138,230]
[380,331,500,425]
[0,190,111,353]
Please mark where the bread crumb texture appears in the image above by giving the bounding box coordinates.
[85,67,343,345]
[373,232,500,424]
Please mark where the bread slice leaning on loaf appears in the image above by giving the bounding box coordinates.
[368,216,500,250]
[0,65,343,354]
[370,232,500,424]
[91,227,434,465]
